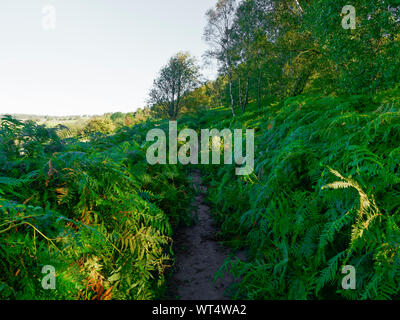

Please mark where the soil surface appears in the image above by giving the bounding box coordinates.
[166,170,241,300]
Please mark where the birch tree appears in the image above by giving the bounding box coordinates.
[204,0,238,117]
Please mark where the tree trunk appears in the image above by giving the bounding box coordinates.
[169,102,175,119]
[170,85,176,119]
[292,69,312,97]
[238,77,242,111]
[227,60,235,117]
[238,75,249,114]
[175,81,182,119]
[243,76,249,113]
[294,0,304,15]
[257,68,262,109]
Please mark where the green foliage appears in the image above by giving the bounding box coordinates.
[83,118,116,136]
[0,116,192,300]
[305,0,400,94]
[188,89,400,300]
[148,52,201,120]
[196,0,400,118]
[2,0,400,302]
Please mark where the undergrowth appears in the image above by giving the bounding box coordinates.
[187,88,400,300]
[0,116,192,300]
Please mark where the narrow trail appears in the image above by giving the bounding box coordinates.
[167,170,237,300]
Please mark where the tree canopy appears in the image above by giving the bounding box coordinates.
[148,52,201,120]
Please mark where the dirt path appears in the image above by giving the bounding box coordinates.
[166,170,236,300]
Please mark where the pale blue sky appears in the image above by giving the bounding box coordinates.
[0,0,217,116]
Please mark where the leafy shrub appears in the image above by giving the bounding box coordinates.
[0,116,191,300]
[192,90,400,300]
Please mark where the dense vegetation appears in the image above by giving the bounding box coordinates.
[0,117,191,299]
[190,88,400,299]
[157,0,400,300]
[1,0,400,300]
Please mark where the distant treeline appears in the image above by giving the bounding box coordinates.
[0,107,153,137]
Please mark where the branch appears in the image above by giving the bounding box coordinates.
[294,0,304,15]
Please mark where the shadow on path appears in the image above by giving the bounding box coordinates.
[166,170,242,300]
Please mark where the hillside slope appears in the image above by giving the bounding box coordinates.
[179,89,400,299]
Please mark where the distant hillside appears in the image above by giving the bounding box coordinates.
[1,108,152,135]
[0,114,93,122]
